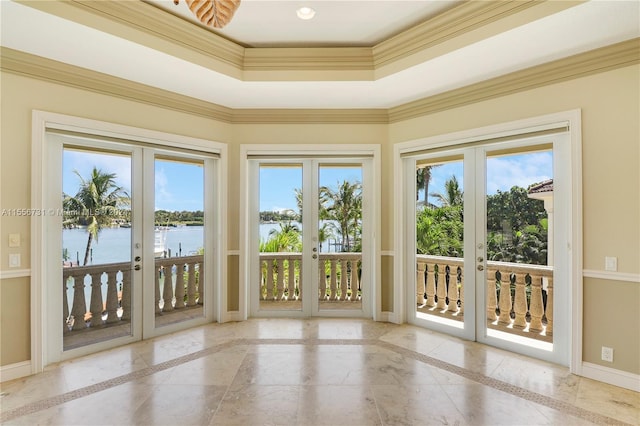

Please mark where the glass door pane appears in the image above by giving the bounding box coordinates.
[258,164,303,313]
[62,147,133,350]
[482,147,554,351]
[152,156,206,329]
[414,156,466,331]
[317,164,363,313]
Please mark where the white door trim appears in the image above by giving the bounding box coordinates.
[239,144,381,321]
[393,110,582,371]
[31,110,227,372]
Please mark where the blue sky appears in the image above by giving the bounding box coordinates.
[259,165,362,212]
[63,150,204,211]
[63,150,552,212]
[423,151,552,206]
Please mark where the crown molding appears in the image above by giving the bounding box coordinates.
[232,109,388,124]
[2,39,637,125]
[388,38,640,123]
[14,0,583,82]
[243,47,374,81]
[373,0,584,78]
[0,47,234,123]
[16,0,245,79]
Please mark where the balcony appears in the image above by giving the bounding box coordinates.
[416,254,553,343]
[61,253,552,349]
[62,255,204,350]
[259,252,361,311]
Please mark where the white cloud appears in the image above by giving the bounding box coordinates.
[486,152,552,194]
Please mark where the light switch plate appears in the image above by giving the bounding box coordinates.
[8,233,20,248]
[9,253,21,268]
[605,256,617,272]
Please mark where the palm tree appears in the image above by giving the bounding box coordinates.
[63,167,130,265]
[416,165,439,207]
[321,180,362,252]
[430,175,463,207]
[261,220,301,252]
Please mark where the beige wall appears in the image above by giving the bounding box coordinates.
[389,64,640,375]
[1,63,638,377]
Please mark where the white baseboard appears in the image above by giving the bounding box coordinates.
[579,362,640,392]
[378,311,401,324]
[0,360,32,383]
[220,311,244,323]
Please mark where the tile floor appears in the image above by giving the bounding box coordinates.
[1,319,638,425]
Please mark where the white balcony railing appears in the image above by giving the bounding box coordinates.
[416,254,553,342]
[62,253,552,344]
[62,255,204,334]
[259,252,361,302]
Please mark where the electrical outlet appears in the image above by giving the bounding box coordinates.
[605,256,617,272]
[9,253,21,268]
[601,346,614,362]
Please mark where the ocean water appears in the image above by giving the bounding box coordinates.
[63,222,345,264]
[63,226,205,264]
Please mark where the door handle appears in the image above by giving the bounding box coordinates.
[134,265,141,271]
[135,256,141,262]
[312,254,318,260]
[477,257,483,262]
[477,265,484,271]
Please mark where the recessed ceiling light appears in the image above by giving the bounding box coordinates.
[296,6,316,20]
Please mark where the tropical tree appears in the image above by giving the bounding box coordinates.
[260,220,301,252]
[430,175,463,207]
[416,204,464,256]
[416,166,431,206]
[321,180,362,252]
[63,167,130,265]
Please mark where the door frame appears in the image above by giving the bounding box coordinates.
[393,110,583,370]
[31,110,227,372]
[239,144,381,321]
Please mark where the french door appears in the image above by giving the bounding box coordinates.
[46,132,218,362]
[404,133,570,365]
[248,158,373,318]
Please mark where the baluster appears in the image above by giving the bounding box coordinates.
[63,274,70,331]
[89,272,104,327]
[297,259,303,300]
[197,261,204,305]
[498,272,513,324]
[340,259,348,301]
[458,267,464,314]
[155,264,163,313]
[105,270,119,323]
[350,260,359,301]
[175,262,186,308]
[287,258,295,300]
[498,273,511,324]
[447,266,458,313]
[512,273,527,328]
[70,274,87,330]
[276,258,285,300]
[425,263,436,307]
[486,269,498,321]
[545,277,554,336]
[416,261,426,306]
[121,268,132,321]
[329,259,337,300]
[436,264,447,310]
[528,274,544,332]
[163,264,175,311]
[186,262,197,306]
[266,260,274,300]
